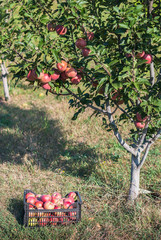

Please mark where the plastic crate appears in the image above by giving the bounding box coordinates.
[23,189,82,227]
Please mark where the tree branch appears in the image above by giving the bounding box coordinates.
[150,62,155,86]
[63,85,107,115]
[142,128,161,151]
[105,99,137,156]
[138,142,152,170]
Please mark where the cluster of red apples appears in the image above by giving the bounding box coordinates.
[27,60,82,90]
[25,191,77,226]
[75,32,94,57]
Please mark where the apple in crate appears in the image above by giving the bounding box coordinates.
[28,218,38,226]
[25,192,35,200]
[68,192,77,200]
[51,192,62,200]
[28,207,36,217]
[35,201,43,208]
[44,201,55,210]
[38,217,49,226]
[50,217,59,226]
[26,197,36,208]
[40,194,51,202]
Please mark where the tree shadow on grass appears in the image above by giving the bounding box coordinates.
[8,198,24,226]
[0,101,102,178]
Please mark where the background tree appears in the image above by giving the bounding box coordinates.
[0,0,160,202]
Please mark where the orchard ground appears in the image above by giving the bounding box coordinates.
[0,82,160,240]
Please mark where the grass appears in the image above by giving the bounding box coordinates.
[0,81,161,240]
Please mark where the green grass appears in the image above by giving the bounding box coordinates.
[0,82,161,240]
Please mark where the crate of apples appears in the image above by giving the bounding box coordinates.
[23,190,82,227]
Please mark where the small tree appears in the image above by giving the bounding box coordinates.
[0,0,160,202]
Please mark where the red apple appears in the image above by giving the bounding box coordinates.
[70,74,82,84]
[37,207,45,217]
[44,201,55,210]
[35,201,43,208]
[87,31,94,41]
[60,72,68,82]
[136,112,148,122]
[57,60,67,72]
[28,208,36,217]
[60,217,70,225]
[35,194,41,200]
[27,69,38,81]
[51,192,62,200]
[40,195,51,203]
[55,25,67,35]
[51,68,60,81]
[39,73,51,84]
[75,38,87,49]
[135,121,145,129]
[65,67,77,78]
[68,192,77,200]
[54,205,62,216]
[41,83,51,90]
[47,23,54,32]
[82,48,91,57]
[26,197,36,208]
[25,192,35,200]
[136,51,145,58]
[63,201,71,209]
[64,197,75,204]
[50,217,59,225]
[142,54,152,64]
[38,217,49,226]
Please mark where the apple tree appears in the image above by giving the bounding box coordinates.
[0,0,161,202]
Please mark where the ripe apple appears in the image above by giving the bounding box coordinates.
[136,51,145,58]
[26,197,36,208]
[38,217,49,226]
[51,68,60,81]
[41,83,51,90]
[75,38,87,49]
[135,121,145,129]
[51,192,62,200]
[25,192,35,200]
[27,69,38,81]
[35,201,43,208]
[82,48,91,57]
[35,194,41,200]
[136,112,148,122]
[65,67,77,78]
[143,54,152,64]
[55,25,67,35]
[87,31,94,41]
[37,207,45,217]
[40,195,51,203]
[57,60,67,72]
[28,208,36,217]
[70,74,82,84]
[39,73,51,84]
[68,192,77,200]
[50,217,59,225]
[44,201,55,210]
[60,72,68,82]
[64,198,74,204]
[47,23,54,32]
[54,205,62,216]
[63,201,71,209]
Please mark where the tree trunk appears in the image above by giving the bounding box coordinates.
[128,153,140,202]
[1,62,10,101]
